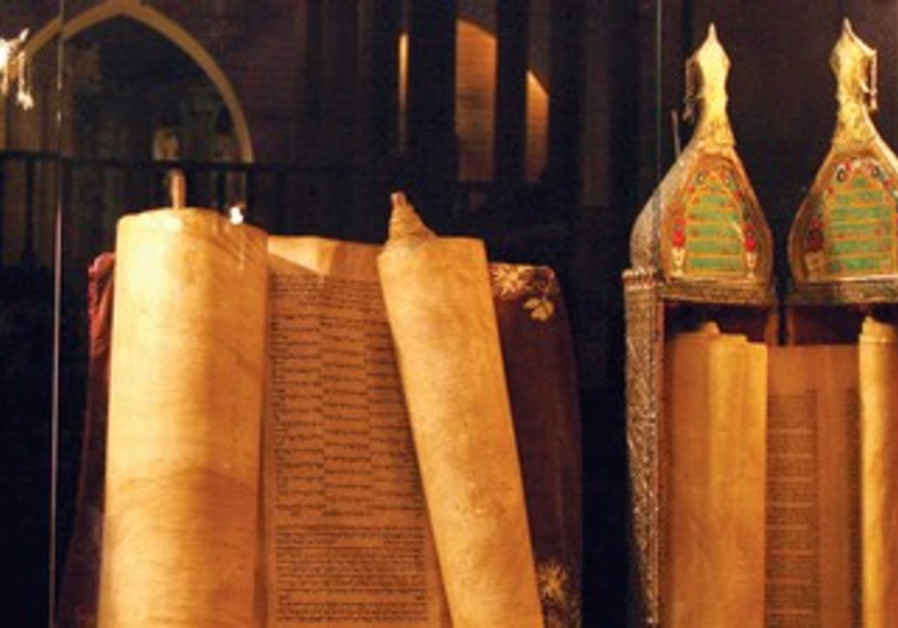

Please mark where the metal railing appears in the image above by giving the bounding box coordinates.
[0,150,550,270]
[0,151,378,268]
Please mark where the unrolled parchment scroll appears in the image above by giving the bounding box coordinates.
[378,194,544,628]
[92,199,572,627]
[263,236,451,628]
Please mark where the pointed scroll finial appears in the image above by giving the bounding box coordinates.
[386,191,435,247]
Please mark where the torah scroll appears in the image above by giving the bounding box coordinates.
[90,204,576,628]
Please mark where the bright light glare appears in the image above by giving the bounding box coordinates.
[228,204,245,225]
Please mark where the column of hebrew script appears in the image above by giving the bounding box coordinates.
[264,238,450,627]
[767,345,860,628]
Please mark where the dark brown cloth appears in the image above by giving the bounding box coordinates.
[491,263,583,627]
[56,253,114,628]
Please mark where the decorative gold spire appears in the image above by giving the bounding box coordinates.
[628,23,772,301]
[831,18,878,145]
[684,24,735,148]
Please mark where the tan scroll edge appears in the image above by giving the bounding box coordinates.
[859,317,898,628]
[99,208,268,628]
[377,194,544,628]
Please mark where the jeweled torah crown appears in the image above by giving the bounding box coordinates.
[629,24,773,297]
[789,19,898,290]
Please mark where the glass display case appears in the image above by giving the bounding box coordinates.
[7,1,898,626]
[625,4,898,627]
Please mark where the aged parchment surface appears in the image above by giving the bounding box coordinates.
[665,323,766,628]
[264,236,450,627]
[859,318,898,628]
[95,202,569,627]
[101,209,268,627]
[767,345,860,627]
[378,198,544,628]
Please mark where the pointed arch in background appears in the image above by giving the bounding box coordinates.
[27,0,253,161]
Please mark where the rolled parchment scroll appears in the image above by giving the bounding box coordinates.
[378,194,543,628]
[99,209,268,627]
